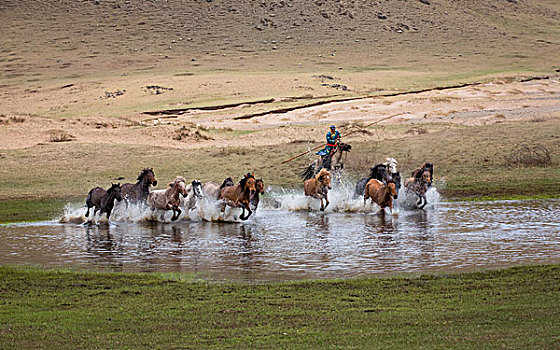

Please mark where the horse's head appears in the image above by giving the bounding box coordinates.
[385,157,398,174]
[338,142,352,152]
[191,180,203,198]
[139,168,158,186]
[255,179,265,195]
[109,183,123,202]
[387,181,398,199]
[316,169,332,190]
[421,170,431,185]
[221,177,235,188]
[170,176,188,197]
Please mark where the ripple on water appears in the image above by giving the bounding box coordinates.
[0,186,559,281]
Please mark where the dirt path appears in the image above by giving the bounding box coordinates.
[3,75,558,151]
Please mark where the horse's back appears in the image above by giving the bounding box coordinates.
[87,187,106,206]
[303,178,316,196]
[353,177,369,198]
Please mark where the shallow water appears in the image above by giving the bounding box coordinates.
[1,188,559,281]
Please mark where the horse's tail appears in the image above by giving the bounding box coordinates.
[300,163,316,181]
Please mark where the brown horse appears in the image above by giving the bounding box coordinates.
[250,179,265,211]
[364,179,398,213]
[202,177,235,199]
[121,168,158,203]
[411,162,433,187]
[404,169,431,209]
[85,183,123,223]
[147,176,188,221]
[304,168,332,211]
[219,173,256,220]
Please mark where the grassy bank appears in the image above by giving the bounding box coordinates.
[1,265,558,349]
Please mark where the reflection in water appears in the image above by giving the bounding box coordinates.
[1,199,559,281]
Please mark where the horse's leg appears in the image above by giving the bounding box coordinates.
[240,204,252,220]
[319,197,325,211]
[419,194,427,209]
[171,206,182,221]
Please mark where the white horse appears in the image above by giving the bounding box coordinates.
[182,180,203,212]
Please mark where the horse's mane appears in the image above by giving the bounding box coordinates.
[369,164,387,179]
[239,173,255,188]
[315,168,330,180]
[137,168,154,181]
[219,177,234,189]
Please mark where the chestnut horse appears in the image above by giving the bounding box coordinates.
[404,169,431,209]
[85,183,123,223]
[304,168,332,211]
[147,176,188,221]
[219,173,257,220]
[364,179,398,213]
[121,168,158,203]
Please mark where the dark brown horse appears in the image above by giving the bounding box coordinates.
[121,168,158,203]
[219,173,257,220]
[411,163,433,187]
[404,169,431,209]
[85,183,123,223]
[250,179,265,211]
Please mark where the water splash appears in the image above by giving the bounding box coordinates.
[58,181,441,223]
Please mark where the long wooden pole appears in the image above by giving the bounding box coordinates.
[280,114,398,164]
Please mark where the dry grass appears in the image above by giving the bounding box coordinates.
[48,130,75,143]
[504,143,552,167]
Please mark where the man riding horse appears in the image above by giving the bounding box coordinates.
[316,125,341,164]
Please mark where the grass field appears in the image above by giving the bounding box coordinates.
[1,265,558,349]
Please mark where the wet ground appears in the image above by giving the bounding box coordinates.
[1,191,558,281]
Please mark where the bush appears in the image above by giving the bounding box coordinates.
[504,143,551,167]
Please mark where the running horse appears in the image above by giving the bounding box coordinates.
[219,173,257,220]
[147,176,188,221]
[85,183,123,223]
[304,168,332,211]
[404,168,432,209]
[300,142,352,181]
[121,168,158,204]
[353,158,401,198]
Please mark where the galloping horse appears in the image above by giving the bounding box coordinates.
[301,142,352,181]
[364,179,398,214]
[411,162,433,187]
[183,180,203,212]
[121,168,158,204]
[353,164,392,198]
[304,168,332,211]
[147,176,188,221]
[404,169,431,209]
[250,179,265,211]
[219,173,257,220]
[85,183,123,223]
[202,177,235,199]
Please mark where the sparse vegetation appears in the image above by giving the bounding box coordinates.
[48,130,75,143]
[504,143,552,167]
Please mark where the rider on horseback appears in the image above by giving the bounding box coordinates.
[316,125,341,158]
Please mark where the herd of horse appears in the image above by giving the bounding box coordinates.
[84,143,434,223]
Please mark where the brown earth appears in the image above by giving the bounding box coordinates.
[0,0,559,199]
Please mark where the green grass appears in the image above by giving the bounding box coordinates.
[0,198,80,224]
[0,265,558,349]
